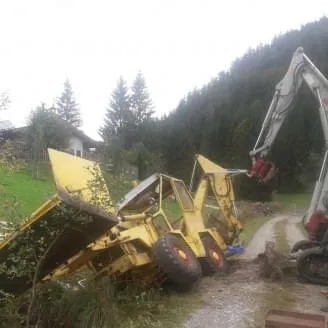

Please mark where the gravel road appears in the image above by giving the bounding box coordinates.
[241,214,306,260]
[184,213,325,328]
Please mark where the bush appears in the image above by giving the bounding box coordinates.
[0,276,166,328]
[234,175,275,202]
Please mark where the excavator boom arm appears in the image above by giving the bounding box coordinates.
[250,47,328,223]
[251,47,328,158]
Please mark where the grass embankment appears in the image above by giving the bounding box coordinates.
[0,165,55,217]
[237,193,310,246]
[275,193,310,242]
[273,193,310,211]
[239,215,273,246]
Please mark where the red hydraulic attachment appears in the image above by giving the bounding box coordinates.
[248,159,276,183]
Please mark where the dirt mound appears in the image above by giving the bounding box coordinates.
[224,246,297,287]
[201,259,265,288]
[228,259,263,282]
[237,201,282,220]
[255,241,296,281]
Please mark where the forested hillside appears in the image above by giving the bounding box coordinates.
[138,17,328,199]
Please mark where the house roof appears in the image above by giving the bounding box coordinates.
[61,120,98,146]
[0,120,14,131]
[1,121,98,146]
[74,129,98,146]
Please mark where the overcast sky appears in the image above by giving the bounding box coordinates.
[0,0,327,140]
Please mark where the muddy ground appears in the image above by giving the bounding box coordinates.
[184,212,327,328]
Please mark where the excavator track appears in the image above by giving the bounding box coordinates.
[297,248,328,285]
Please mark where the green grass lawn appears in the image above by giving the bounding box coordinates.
[0,168,55,217]
[238,193,310,246]
[239,215,272,246]
[273,193,310,210]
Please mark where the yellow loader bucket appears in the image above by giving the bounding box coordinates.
[0,149,117,295]
[48,148,114,212]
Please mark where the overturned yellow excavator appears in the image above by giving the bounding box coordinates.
[0,149,245,294]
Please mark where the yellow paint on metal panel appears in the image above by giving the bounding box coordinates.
[48,148,114,212]
[196,154,225,172]
[196,154,235,200]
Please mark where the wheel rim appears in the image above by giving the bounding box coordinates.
[209,248,223,268]
[173,246,192,266]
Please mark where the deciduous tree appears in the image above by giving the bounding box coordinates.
[28,104,69,178]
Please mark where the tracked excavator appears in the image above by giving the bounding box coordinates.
[248,47,328,284]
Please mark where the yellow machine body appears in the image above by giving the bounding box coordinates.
[46,173,227,283]
[0,149,242,292]
[193,154,243,244]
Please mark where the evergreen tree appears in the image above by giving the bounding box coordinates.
[56,79,81,127]
[100,76,131,142]
[97,17,328,198]
[139,17,328,197]
[0,92,10,111]
[130,72,154,125]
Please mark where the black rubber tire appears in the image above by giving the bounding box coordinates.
[291,240,320,253]
[200,236,229,276]
[297,247,328,285]
[152,234,201,289]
